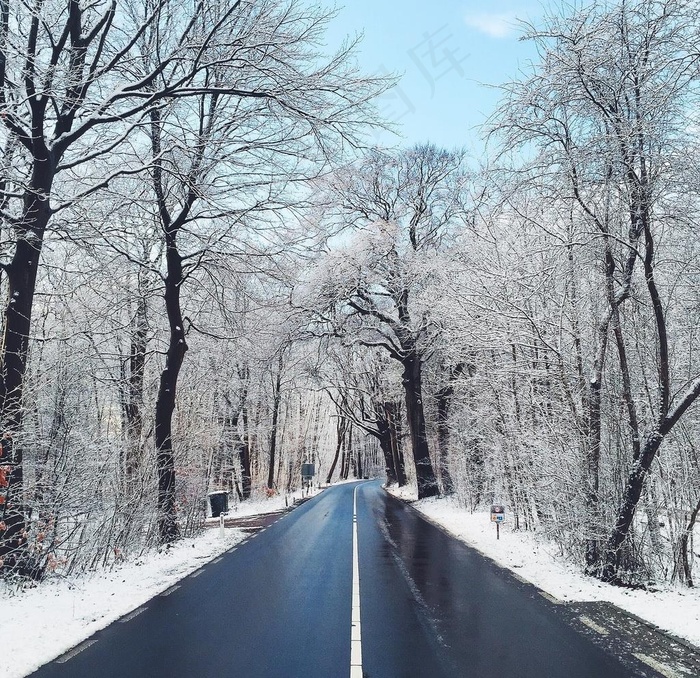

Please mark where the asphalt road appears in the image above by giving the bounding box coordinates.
[29,481,658,678]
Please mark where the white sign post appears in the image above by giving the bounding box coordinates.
[491,504,505,540]
[218,510,230,539]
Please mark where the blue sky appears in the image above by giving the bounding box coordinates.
[322,1,544,153]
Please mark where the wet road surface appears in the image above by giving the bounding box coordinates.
[28,480,665,677]
[357,483,637,677]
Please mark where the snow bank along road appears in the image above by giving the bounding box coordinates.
[27,481,676,677]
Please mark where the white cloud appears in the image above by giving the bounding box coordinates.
[464,12,518,38]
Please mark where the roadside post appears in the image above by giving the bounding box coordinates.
[491,504,505,539]
[219,509,231,539]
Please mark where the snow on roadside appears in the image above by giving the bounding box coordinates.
[389,488,700,650]
[0,528,245,678]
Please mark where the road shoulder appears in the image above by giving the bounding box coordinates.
[385,486,700,678]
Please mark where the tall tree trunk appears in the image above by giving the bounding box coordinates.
[600,202,680,582]
[149,103,195,544]
[123,283,148,486]
[435,362,466,495]
[234,365,252,500]
[355,426,363,478]
[267,354,284,490]
[0,168,54,572]
[435,388,454,495]
[585,312,611,570]
[347,423,356,478]
[154,241,187,543]
[326,416,347,484]
[401,352,438,498]
[375,413,397,485]
[239,402,252,500]
[586,373,603,567]
[340,429,350,480]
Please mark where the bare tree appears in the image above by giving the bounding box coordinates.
[318,347,407,486]
[0,0,388,556]
[491,0,700,582]
[0,0,253,565]
[306,144,469,498]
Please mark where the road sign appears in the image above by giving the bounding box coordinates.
[491,505,505,522]
[301,463,315,481]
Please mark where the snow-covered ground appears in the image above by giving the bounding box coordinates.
[388,486,700,650]
[0,492,313,678]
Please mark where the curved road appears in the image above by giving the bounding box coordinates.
[29,481,658,677]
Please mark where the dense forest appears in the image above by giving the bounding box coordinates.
[1,0,699,589]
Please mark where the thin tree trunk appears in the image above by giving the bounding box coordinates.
[347,423,356,478]
[235,365,252,500]
[386,401,407,487]
[600,199,675,582]
[356,431,363,479]
[123,283,148,486]
[375,412,397,485]
[340,428,350,480]
[674,496,700,587]
[267,354,284,490]
[585,311,611,570]
[239,401,252,499]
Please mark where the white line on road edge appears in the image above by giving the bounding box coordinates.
[161,584,181,596]
[578,615,609,636]
[538,591,563,605]
[56,639,98,663]
[119,606,147,622]
[632,653,683,678]
[351,485,363,678]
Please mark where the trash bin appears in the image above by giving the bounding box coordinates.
[208,491,229,518]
